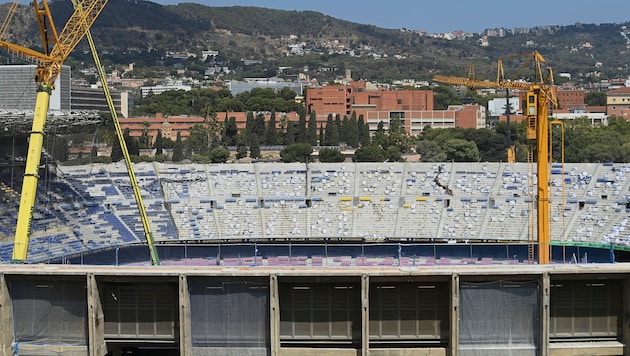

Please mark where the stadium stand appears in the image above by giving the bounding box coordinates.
[1,161,629,265]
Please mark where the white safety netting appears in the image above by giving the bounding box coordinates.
[189,281,270,356]
[10,280,88,356]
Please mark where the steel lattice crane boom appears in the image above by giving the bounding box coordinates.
[434,51,557,264]
[0,0,108,263]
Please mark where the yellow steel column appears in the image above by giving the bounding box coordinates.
[536,87,550,264]
[12,88,51,263]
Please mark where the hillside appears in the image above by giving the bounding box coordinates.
[1,0,629,82]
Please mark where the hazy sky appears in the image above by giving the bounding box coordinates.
[151,0,630,33]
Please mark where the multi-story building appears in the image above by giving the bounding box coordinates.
[366,105,486,135]
[307,81,454,133]
[306,81,433,119]
[556,88,586,113]
[71,85,129,117]
[0,64,71,111]
[606,87,630,119]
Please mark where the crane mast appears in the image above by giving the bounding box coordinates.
[0,0,108,263]
[434,51,557,264]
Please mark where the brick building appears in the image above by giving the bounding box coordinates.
[556,88,586,113]
[306,81,486,133]
[306,81,434,119]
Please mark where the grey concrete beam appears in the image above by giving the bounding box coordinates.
[362,274,369,356]
[179,274,191,356]
[450,273,459,356]
[271,274,280,356]
[87,273,107,356]
[0,273,14,356]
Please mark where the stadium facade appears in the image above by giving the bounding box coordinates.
[1,264,629,355]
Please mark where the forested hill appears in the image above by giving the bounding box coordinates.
[1,0,629,81]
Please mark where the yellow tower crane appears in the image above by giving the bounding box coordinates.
[433,50,557,264]
[0,0,108,263]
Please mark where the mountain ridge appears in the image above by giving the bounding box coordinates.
[1,0,628,83]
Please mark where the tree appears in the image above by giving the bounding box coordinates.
[249,133,261,159]
[306,111,318,146]
[186,124,210,156]
[357,114,370,146]
[323,114,334,146]
[266,111,278,146]
[443,139,480,162]
[416,140,446,162]
[297,110,307,143]
[332,114,342,145]
[280,143,313,162]
[236,134,248,159]
[123,128,139,157]
[345,113,359,147]
[319,148,345,162]
[585,91,606,106]
[139,121,151,149]
[285,121,296,145]
[153,130,164,155]
[209,147,230,163]
[224,116,238,146]
[354,145,386,162]
[318,124,324,147]
[172,131,184,162]
[340,115,350,144]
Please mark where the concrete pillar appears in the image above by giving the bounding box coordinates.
[87,273,106,356]
[270,274,280,356]
[540,273,550,356]
[0,273,14,356]
[179,274,191,356]
[361,274,369,356]
[450,273,459,356]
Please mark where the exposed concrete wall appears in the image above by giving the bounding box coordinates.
[541,273,550,356]
[450,274,459,356]
[270,274,280,356]
[0,273,14,356]
[88,273,107,356]
[362,274,369,356]
[179,274,191,356]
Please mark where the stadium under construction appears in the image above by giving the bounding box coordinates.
[1,160,630,355]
